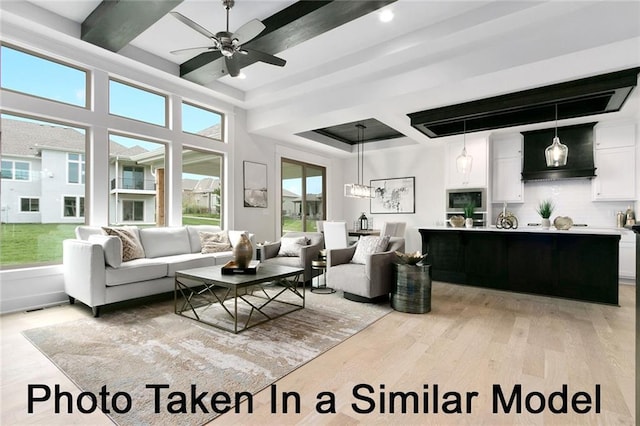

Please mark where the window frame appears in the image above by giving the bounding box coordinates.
[62,195,85,218]
[1,159,32,181]
[0,43,90,109]
[66,152,85,185]
[108,78,168,128]
[20,197,40,212]
[181,100,225,143]
[122,199,145,222]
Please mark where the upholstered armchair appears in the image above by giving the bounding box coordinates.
[326,236,405,302]
[259,232,324,284]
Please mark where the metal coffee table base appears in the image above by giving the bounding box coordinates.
[175,266,303,334]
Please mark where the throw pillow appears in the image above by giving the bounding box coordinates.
[351,235,391,264]
[277,236,309,257]
[101,227,145,262]
[88,234,122,268]
[199,230,232,254]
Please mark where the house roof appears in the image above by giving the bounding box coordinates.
[1,118,147,158]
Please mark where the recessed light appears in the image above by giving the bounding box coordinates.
[379,9,394,23]
[238,72,247,79]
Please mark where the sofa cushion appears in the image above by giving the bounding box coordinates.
[199,230,232,253]
[102,226,145,261]
[105,259,168,286]
[139,227,191,258]
[88,235,122,268]
[157,253,216,277]
[186,225,223,253]
[278,236,308,257]
[351,235,390,264]
[261,256,302,269]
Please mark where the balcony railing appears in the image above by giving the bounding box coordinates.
[110,178,156,191]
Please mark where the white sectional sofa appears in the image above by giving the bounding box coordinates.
[63,225,255,317]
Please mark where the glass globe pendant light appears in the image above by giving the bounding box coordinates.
[545,104,568,167]
[456,120,473,175]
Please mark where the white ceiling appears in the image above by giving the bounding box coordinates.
[5,0,640,155]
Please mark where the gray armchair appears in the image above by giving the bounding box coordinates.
[326,237,405,302]
[260,232,324,284]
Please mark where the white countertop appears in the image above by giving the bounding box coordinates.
[418,225,632,236]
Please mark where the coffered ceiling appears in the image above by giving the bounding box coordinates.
[2,0,639,156]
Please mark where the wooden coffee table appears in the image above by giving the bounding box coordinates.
[174,263,304,333]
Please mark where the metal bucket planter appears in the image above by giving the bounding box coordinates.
[391,263,432,314]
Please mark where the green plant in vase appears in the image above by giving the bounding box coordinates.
[463,202,475,228]
[536,199,555,229]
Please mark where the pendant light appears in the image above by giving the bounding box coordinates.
[344,123,373,198]
[456,120,473,175]
[545,104,569,167]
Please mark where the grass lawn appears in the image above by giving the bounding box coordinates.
[1,223,77,267]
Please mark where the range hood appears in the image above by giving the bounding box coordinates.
[407,67,639,138]
[521,122,596,181]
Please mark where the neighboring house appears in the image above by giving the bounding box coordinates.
[1,118,156,224]
[281,189,298,218]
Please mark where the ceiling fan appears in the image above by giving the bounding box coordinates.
[170,0,286,78]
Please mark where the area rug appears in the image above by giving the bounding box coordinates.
[22,290,391,426]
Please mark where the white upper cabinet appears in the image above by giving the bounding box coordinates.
[592,123,636,201]
[491,133,524,203]
[445,135,487,189]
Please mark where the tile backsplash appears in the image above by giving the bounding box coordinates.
[491,179,635,228]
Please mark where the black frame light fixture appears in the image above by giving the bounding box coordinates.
[545,104,569,167]
[344,123,373,198]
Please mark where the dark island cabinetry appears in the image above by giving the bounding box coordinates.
[419,228,620,305]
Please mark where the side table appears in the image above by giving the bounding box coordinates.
[311,258,335,294]
[391,263,431,313]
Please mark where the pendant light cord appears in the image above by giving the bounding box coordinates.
[555,104,558,138]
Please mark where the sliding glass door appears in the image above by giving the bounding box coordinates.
[281,159,325,234]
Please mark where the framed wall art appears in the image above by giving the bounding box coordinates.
[370,176,415,214]
[243,161,268,208]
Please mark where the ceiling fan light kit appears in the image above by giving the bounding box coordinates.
[170,0,286,77]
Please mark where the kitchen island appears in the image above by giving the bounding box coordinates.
[419,226,621,305]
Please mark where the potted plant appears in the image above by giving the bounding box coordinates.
[536,199,555,229]
[463,202,475,228]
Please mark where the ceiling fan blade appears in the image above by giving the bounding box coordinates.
[170,11,216,40]
[225,56,241,77]
[170,46,212,55]
[243,48,286,67]
[233,19,265,44]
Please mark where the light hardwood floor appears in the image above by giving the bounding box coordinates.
[1,282,635,425]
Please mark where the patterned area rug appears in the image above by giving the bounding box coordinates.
[22,289,391,426]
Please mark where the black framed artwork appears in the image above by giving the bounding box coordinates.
[370,176,415,214]
[243,161,267,208]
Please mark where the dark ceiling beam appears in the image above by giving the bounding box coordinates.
[180,0,397,82]
[82,0,183,52]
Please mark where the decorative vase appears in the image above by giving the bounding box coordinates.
[233,233,253,268]
[465,218,473,228]
[449,215,465,228]
[541,218,551,230]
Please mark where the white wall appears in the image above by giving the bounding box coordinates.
[341,142,446,253]
[494,179,634,228]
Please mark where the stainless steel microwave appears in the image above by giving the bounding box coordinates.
[446,188,486,212]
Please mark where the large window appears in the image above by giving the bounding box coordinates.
[281,159,325,234]
[108,134,165,225]
[182,149,223,226]
[20,198,39,212]
[0,114,86,269]
[67,153,85,184]
[63,196,84,218]
[1,160,31,181]
[0,45,87,107]
[182,102,224,141]
[109,79,167,127]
